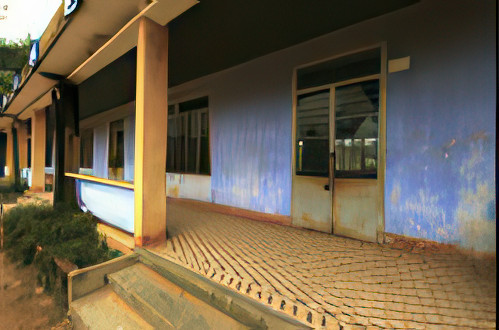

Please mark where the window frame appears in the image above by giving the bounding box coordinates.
[292,43,384,180]
[77,101,135,181]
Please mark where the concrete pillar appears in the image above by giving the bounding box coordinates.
[17,121,28,169]
[54,84,80,206]
[5,127,14,182]
[134,17,168,247]
[31,109,46,192]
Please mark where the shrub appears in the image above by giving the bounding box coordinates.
[3,202,118,291]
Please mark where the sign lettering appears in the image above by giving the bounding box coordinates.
[64,0,79,17]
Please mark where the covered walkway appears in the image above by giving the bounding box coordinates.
[147,199,496,330]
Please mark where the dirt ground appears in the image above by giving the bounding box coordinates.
[0,252,70,330]
[0,192,69,330]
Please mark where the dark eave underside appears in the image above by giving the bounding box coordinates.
[168,0,418,86]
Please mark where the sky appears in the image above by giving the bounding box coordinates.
[0,0,62,42]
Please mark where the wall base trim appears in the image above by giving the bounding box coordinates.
[384,233,496,260]
[167,197,292,227]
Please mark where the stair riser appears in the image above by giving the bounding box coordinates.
[110,280,175,329]
[71,251,310,330]
[69,286,154,330]
[108,264,252,330]
[137,249,311,330]
[70,309,89,330]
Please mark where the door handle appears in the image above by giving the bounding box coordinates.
[328,151,335,192]
[324,184,329,191]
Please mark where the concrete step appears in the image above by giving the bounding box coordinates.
[69,252,310,330]
[108,263,250,330]
[70,285,154,330]
[137,249,312,330]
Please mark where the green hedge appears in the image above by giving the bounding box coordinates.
[3,202,120,291]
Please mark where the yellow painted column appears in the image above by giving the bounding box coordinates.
[31,109,47,192]
[134,17,168,247]
[5,127,14,183]
[16,121,28,169]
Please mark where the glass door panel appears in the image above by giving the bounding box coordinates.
[295,89,330,177]
[334,79,379,179]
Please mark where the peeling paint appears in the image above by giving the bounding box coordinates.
[386,130,495,252]
[455,135,495,252]
[401,189,454,241]
[457,182,495,252]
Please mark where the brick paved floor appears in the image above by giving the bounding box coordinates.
[147,199,496,330]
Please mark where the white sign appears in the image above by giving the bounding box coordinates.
[29,41,38,66]
[388,56,411,73]
[64,0,78,17]
[12,74,20,91]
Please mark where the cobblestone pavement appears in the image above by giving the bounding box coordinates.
[147,200,496,330]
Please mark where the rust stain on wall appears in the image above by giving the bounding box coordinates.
[301,213,315,223]
[166,186,180,198]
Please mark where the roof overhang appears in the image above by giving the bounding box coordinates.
[66,1,156,85]
[3,73,56,118]
[1,0,418,129]
[1,0,198,128]
[17,88,54,121]
[68,0,200,85]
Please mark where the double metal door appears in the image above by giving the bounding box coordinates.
[293,75,380,242]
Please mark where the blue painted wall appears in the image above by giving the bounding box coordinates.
[208,59,294,215]
[383,1,496,252]
[170,0,495,251]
